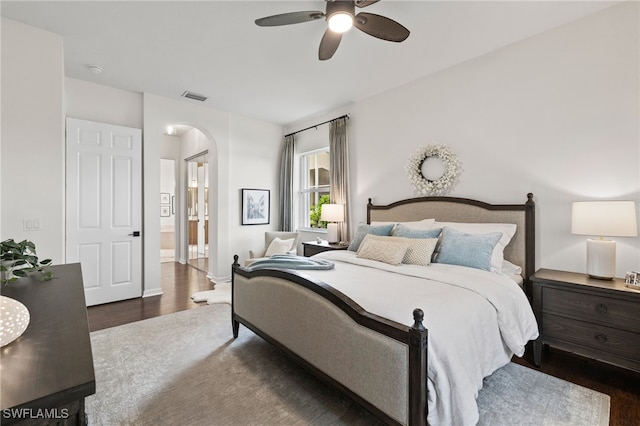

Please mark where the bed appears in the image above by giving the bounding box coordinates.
[231,194,538,425]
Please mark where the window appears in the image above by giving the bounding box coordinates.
[299,149,330,229]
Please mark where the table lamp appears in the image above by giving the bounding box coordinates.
[571,201,638,279]
[321,204,344,244]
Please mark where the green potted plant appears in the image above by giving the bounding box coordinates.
[309,194,330,228]
[1,239,53,285]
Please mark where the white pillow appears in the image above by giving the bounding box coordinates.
[501,260,523,275]
[433,222,517,272]
[264,237,295,257]
[370,218,436,230]
[356,235,409,266]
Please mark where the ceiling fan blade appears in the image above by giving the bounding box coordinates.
[319,29,342,61]
[355,0,380,8]
[255,11,324,27]
[354,12,410,42]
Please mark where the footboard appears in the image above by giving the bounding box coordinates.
[231,256,428,425]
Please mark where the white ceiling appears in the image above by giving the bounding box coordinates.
[1,1,620,125]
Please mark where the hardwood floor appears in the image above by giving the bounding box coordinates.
[87,262,214,331]
[87,263,640,425]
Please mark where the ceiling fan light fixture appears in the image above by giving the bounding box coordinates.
[255,0,409,60]
[326,1,355,33]
[328,12,353,33]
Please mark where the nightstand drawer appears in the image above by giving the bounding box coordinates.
[543,313,640,361]
[543,287,640,332]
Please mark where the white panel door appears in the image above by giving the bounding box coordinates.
[66,118,142,306]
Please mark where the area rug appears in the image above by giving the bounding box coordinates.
[190,281,231,305]
[86,305,610,426]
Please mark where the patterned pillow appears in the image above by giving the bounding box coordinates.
[402,238,438,266]
[362,234,438,266]
[356,235,409,265]
[434,227,502,271]
[392,225,442,239]
[347,223,395,251]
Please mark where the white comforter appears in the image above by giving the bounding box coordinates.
[303,251,539,426]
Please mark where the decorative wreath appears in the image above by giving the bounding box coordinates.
[405,144,461,195]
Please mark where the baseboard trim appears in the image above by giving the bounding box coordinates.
[143,288,164,298]
[208,273,231,283]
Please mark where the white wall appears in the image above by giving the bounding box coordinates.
[1,18,65,262]
[5,2,637,287]
[286,2,640,278]
[63,84,282,294]
[65,77,142,129]
[160,134,181,159]
[229,114,285,258]
[1,17,283,299]
[143,94,283,295]
[64,84,283,292]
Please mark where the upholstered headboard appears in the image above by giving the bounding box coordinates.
[367,193,535,290]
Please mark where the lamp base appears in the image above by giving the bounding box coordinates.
[326,223,339,244]
[586,239,615,280]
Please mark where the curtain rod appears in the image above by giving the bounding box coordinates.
[284,114,349,138]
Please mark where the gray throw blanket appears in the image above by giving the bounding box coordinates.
[246,254,334,271]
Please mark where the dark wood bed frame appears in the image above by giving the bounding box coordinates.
[231,193,535,425]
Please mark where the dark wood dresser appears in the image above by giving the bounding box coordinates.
[531,268,640,373]
[1,263,95,425]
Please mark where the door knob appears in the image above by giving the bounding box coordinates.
[128,231,141,237]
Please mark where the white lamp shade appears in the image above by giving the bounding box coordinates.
[0,295,30,347]
[321,204,344,223]
[571,201,638,237]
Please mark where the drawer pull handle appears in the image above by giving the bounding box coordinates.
[594,332,608,344]
[594,303,608,314]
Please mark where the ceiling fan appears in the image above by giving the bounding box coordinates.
[255,0,410,60]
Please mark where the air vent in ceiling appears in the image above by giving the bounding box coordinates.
[181,91,207,102]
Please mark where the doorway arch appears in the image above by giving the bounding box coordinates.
[143,94,231,297]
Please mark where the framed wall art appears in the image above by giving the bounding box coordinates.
[242,188,270,225]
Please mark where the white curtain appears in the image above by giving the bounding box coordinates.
[329,117,350,242]
[278,135,295,231]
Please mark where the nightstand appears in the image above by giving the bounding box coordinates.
[302,241,349,257]
[531,268,640,373]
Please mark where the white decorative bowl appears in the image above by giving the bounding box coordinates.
[0,295,30,347]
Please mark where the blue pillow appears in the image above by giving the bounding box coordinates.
[392,224,442,239]
[435,227,502,271]
[348,224,395,251]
